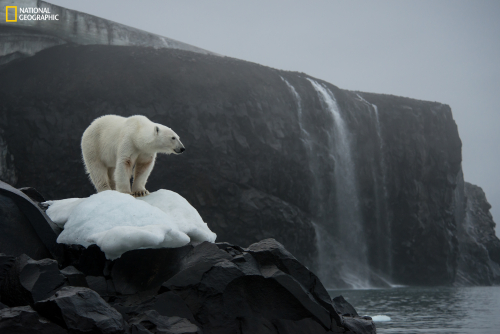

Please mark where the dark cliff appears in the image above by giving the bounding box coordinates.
[454,174,500,285]
[0,43,498,287]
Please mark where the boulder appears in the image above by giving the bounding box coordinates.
[0,305,67,334]
[160,239,344,333]
[246,239,338,319]
[0,254,66,306]
[110,246,193,295]
[86,276,116,299]
[342,317,376,334]
[60,266,88,288]
[128,310,201,334]
[0,253,15,286]
[0,181,64,261]
[0,192,52,260]
[332,296,359,317]
[113,291,198,326]
[59,244,108,277]
[34,286,126,334]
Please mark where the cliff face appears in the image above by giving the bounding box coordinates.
[0,42,498,287]
[454,175,500,285]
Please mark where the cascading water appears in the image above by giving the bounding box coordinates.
[281,77,327,217]
[281,78,397,288]
[280,77,308,137]
[282,78,368,288]
[357,94,393,278]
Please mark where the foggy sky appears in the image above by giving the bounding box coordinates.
[47,0,500,235]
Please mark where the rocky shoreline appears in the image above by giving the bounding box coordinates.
[0,181,375,333]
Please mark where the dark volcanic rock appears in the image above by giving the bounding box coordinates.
[18,187,46,203]
[59,244,108,277]
[113,291,198,326]
[54,238,360,333]
[332,296,359,317]
[159,239,345,333]
[110,246,193,295]
[0,189,52,260]
[454,176,500,285]
[86,276,116,298]
[0,253,15,285]
[34,286,126,334]
[0,181,63,261]
[128,311,201,334]
[331,296,377,333]
[60,266,88,288]
[0,198,371,334]
[0,254,66,306]
[343,317,376,334]
[0,305,67,334]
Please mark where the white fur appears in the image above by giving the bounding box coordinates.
[81,115,185,197]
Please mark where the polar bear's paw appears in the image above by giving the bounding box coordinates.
[132,190,150,197]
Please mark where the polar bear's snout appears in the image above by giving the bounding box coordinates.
[172,138,185,154]
[174,146,185,154]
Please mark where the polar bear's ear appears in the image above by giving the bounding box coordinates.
[155,126,159,135]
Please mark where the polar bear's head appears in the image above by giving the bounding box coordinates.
[153,124,185,155]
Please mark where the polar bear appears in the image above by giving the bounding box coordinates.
[81,115,185,197]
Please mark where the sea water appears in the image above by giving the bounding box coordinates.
[328,286,500,334]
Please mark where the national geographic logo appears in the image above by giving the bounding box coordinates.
[5,6,16,21]
[5,6,59,22]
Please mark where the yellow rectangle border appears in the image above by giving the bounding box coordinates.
[6,6,17,22]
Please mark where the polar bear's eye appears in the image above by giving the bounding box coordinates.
[171,137,175,140]
[155,126,159,134]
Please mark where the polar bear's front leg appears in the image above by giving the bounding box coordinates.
[115,157,134,194]
[132,156,156,197]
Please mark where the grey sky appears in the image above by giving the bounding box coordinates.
[47,0,500,235]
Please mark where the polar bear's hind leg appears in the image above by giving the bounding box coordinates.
[87,161,112,192]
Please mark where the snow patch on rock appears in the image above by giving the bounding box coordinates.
[45,190,216,259]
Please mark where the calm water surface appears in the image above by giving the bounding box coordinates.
[328,286,500,334]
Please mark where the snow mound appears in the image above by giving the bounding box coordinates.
[45,190,217,260]
[371,315,391,322]
[45,198,87,228]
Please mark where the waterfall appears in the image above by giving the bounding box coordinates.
[357,94,393,279]
[304,78,370,288]
[281,77,327,217]
[280,77,308,137]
